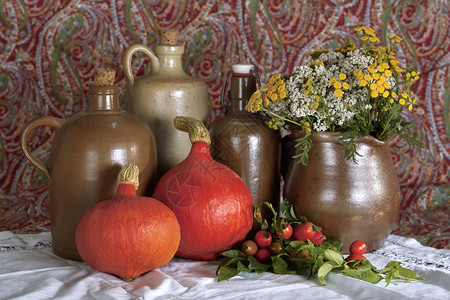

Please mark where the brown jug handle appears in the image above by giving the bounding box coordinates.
[21,116,65,180]
[123,44,160,86]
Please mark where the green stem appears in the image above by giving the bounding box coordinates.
[379,103,401,139]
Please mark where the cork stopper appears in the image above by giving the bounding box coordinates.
[174,116,211,145]
[93,68,115,86]
[160,29,179,46]
[118,163,139,190]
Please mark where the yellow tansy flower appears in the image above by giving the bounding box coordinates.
[391,91,398,98]
[269,77,276,85]
[383,82,390,89]
[395,66,403,72]
[389,98,394,104]
[394,36,403,43]
[256,98,262,105]
[381,62,390,69]
[369,83,378,91]
[377,65,385,72]
[280,91,287,99]
[372,73,380,80]
[361,36,369,41]
[263,98,270,107]
[384,70,392,77]
[371,90,379,98]
[377,85,385,93]
[369,36,380,43]
[359,79,368,87]
[339,73,347,80]
[278,83,285,92]
[368,66,376,74]
[333,81,342,89]
[383,91,390,98]
[364,74,372,81]
[354,26,363,32]
[354,69,362,76]
[313,102,319,109]
[408,104,413,110]
[399,98,406,105]
[271,93,278,101]
[343,82,350,90]
[402,92,408,99]
[390,60,399,66]
[254,104,261,111]
[334,89,343,98]
[329,77,337,86]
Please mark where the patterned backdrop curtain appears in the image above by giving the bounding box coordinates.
[0,1,448,248]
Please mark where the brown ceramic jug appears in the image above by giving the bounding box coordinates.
[123,29,210,178]
[21,69,158,260]
[283,131,400,253]
[208,64,281,229]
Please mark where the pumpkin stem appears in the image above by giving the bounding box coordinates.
[118,163,139,191]
[174,116,211,145]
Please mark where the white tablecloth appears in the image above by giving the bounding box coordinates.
[0,231,449,300]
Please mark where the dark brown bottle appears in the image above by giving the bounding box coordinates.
[208,65,281,229]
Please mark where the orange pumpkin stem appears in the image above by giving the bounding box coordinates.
[118,163,139,191]
[174,116,211,145]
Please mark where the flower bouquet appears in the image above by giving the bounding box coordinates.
[247,26,423,164]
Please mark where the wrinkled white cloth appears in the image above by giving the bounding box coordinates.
[0,231,449,300]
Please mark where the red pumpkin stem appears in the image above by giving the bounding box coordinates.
[116,163,139,197]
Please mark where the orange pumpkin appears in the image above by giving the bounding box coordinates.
[75,163,180,281]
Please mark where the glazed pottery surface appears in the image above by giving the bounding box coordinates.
[283,131,400,253]
[209,65,281,229]
[21,73,157,260]
[124,33,210,178]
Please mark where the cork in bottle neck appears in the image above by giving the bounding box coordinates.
[87,68,121,111]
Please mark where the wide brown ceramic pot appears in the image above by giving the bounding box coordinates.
[283,131,400,253]
[21,69,158,260]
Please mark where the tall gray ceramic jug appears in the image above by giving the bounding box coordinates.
[123,29,210,178]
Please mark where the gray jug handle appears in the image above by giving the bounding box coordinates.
[123,44,161,86]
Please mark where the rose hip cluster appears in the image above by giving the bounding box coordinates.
[241,221,326,263]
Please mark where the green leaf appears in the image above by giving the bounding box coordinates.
[280,199,299,222]
[361,270,383,284]
[272,256,288,274]
[220,249,247,258]
[217,266,240,282]
[318,261,341,285]
[324,249,344,265]
[247,255,270,274]
[237,260,251,272]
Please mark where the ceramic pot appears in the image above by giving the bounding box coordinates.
[283,131,400,253]
[123,29,210,178]
[209,64,281,231]
[21,69,158,260]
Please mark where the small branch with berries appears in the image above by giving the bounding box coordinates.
[208,200,424,286]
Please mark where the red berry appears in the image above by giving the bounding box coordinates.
[275,222,293,240]
[241,240,258,256]
[345,253,367,266]
[293,222,315,241]
[349,240,367,255]
[255,248,271,263]
[309,231,325,245]
[268,241,283,255]
[254,230,272,248]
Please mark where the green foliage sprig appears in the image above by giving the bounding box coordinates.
[209,200,424,286]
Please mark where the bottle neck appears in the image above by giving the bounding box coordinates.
[87,85,121,111]
[155,44,185,73]
[229,74,256,113]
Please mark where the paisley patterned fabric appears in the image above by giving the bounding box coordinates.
[0,1,448,248]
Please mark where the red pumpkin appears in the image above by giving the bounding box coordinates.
[75,163,180,281]
[153,116,254,261]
